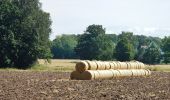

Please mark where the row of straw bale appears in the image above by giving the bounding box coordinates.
[75,61,145,73]
[70,69,151,80]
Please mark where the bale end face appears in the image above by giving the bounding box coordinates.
[75,61,89,73]
[70,71,81,80]
[81,70,94,80]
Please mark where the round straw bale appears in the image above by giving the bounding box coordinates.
[140,62,145,69]
[130,62,137,69]
[139,69,146,76]
[94,61,101,70]
[135,62,139,69]
[116,61,121,69]
[143,69,147,75]
[95,71,101,79]
[145,69,151,76]
[101,62,107,70]
[95,61,102,70]
[140,69,146,76]
[126,62,131,69]
[144,70,149,76]
[70,71,81,80]
[135,61,140,69]
[112,61,119,69]
[110,69,121,78]
[136,70,142,76]
[104,62,111,70]
[109,62,115,69]
[93,70,100,79]
[75,61,89,73]
[118,70,133,77]
[112,62,118,69]
[86,61,92,70]
[134,62,138,69]
[97,61,105,70]
[98,70,113,79]
[130,62,134,69]
[87,61,97,70]
[81,70,95,80]
[143,69,148,76]
[119,62,128,69]
[128,62,134,69]
[131,70,138,77]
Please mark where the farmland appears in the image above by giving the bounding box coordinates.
[1,0,170,99]
[34,59,170,72]
[0,59,169,99]
[0,71,169,99]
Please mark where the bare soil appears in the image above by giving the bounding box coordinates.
[0,71,169,100]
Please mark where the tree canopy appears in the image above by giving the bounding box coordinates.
[75,24,114,60]
[51,35,78,59]
[0,0,51,68]
[142,42,161,64]
[162,36,170,63]
[115,32,135,61]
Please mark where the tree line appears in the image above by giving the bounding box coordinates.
[51,25,170,65]
[0,0,169,69]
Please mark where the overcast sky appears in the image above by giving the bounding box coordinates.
[40,0,170,40]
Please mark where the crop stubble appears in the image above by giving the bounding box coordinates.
[0,71,169,100]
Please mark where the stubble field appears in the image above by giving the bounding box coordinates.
[0,59,169,100]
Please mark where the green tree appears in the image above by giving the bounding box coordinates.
[118,31,133,41]
[107,34,118,44]
[51,35,78,59]
[118,32,136,55]
[36,10,52,59]
[0,0,51,68]
[142,42,161,64]
[162,36,170,64]
[75,24,114,60]
[115,38,134,61]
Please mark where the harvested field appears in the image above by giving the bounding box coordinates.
[0,71,169,100]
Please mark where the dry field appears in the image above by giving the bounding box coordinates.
[0,71,169,99]
[0,59,169,99]
[147,64,170,72]
[32,59,79,72]
[35,59,170,72]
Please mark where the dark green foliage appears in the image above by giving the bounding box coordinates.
[115,32,135,61]
[135,35,151,61]
[163,53,170,64]
[51,35,78,59]
[134,35,162,62]
[162,36,170,63]
[136,35,151,49]
[0,0,51,68]
[118,31,133,41]
[118,32,136,55]
[36,10,52,59]
[107,34,118,44]
[115,37,134,61]
[135,46,146,61]
[75,25,114,60]
[142,42,161,64]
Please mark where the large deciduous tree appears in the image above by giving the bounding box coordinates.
[0,0,51,68]
[75,24,114,60]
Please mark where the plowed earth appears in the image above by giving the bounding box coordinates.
[0,71,169,100]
